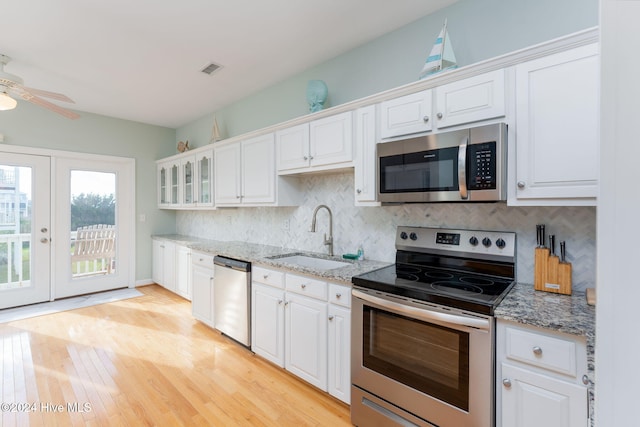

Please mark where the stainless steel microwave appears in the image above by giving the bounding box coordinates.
[377,123,507,203]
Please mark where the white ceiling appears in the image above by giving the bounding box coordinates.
[0,0,457,128]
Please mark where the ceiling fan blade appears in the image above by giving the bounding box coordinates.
[21,86,75,103]
[20,92,80,120]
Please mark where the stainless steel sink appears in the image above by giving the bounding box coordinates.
[270,254,350,271]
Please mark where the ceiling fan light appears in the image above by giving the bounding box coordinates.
[0,92,17,110]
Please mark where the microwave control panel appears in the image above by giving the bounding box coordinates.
[468,141,497,190]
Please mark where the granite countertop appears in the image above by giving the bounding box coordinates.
[152,234,391,285]
[495,282,596,424]
[495,282,595,372]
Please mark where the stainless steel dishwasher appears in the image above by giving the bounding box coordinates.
[213,255,251,347]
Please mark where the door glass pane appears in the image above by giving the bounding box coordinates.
[0,165,32,290]
[69,170,116,279]
[199,156,210,203]
[171,164,178,204]
[183,161,193,204]
[160,167,167,204]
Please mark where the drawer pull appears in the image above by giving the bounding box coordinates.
[301,284,307,289]
[502,378,512,388]
[263,274,269,279]
[335,293,341,299]
[532,346,543,355]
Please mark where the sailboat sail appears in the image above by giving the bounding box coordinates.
[419,20,457,79]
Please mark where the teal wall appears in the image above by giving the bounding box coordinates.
[0,101,176,282]
[177,0,599,146]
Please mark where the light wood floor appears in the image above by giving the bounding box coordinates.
[0,285,351,426]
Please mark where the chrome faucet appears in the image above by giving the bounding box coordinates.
[310,204,333,256]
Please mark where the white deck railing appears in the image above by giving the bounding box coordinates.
[1,226,116,288]
[0,233,29,288]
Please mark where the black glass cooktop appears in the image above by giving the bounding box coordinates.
[352,263,515,315]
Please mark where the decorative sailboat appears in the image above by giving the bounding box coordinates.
[210,115,222,142]
[419,19,458,79]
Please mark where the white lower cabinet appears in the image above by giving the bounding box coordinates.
[327,304,350,404]
[152,239,176,293]
[191,251,215,327]
[497,320,589,427]
[175,245,192,300]
[285,292,328,390]
[251,266,351,404]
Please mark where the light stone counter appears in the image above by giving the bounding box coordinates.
[152,234,390,285]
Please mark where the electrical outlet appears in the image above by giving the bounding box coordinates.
[283,219,290,231]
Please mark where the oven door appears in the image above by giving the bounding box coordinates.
[351,288,494,427]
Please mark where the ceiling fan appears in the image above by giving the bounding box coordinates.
[0,54,80,120]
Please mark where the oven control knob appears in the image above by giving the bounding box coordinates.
[496,238,506,249]
[482,237,492,247]
[469,236,479,246]
[409,232,418,241]
[400,231,408,240]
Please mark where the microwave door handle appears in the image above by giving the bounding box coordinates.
[352,289,490,331]
[458,137,469,200]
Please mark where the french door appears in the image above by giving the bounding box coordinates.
[1,149,135,309]
[0,153,51,309]
[53,156,134,299]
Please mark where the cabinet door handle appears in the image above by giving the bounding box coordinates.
[517,181,526,189]
[335,293,341,299]
[328,315,334,321]
[423,115,429,123]
[356,189,362,194]
[532,346,543,355]
[437,112,443,119]
[503,378,512,388]
[309,155,314,160]
[263,274,269,279]
[301,284,307,289]
[582,375,590,386]
[284,301,289,306]
[303,156,309,161]
[278,300,283,305]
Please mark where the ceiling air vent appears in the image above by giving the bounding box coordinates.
[201,62,223,75]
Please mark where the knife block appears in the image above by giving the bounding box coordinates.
[534,248,572,295]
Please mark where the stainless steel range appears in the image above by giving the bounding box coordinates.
[351,226,516,427]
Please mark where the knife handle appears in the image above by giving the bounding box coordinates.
[549,235,556,255]
[560,241,566,263]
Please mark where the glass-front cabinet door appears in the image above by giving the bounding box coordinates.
[196,149,214,208]
[170,161,180,205]
[157,163,169,207]
[181,155,196,206]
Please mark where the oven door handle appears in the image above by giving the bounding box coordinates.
[353,289,490,331]
[458,136,469,200]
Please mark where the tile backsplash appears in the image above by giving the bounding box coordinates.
[177,172,596,291]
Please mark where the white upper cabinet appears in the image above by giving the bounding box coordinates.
[157,148,215,209]
[215,133,299,207]
[276,123,310,171]
[196,149,214,208]
[277,111,354,174]
[380,70,506,140]
[214,142,242,205]
[309,111,354,168]
[354,105,379,205]
[511,43,599,205]
[180,155,196,207]
[380,89,433,138]
[241,134,276,204]
[434,69,506,129]
[157,162,170,207]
